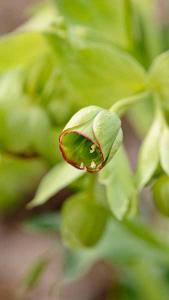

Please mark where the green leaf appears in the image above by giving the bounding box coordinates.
[149,51,169,101]
[61,193,108,249]
[99,147,137,220]
[64,219,169,282]
[46,28,146,107]
[21,4,58,33]
[24,213,60,232]
[0,69,24,104]
[29,162,84,207]
[128,95,154,138]
[134,261,169,300]
[136,110,164,190]
[56,0,131,49]
[0,32,46,72]
[133,0,162,64]
[160,126,169,176]
[22,256,49,290]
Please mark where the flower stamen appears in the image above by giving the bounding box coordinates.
[90,144,96,153]
[90,161,96,169]
[80,162,84,169]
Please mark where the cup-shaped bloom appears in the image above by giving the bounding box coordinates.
[59,106,123,173]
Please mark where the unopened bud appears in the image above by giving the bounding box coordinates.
[59,106,122,173]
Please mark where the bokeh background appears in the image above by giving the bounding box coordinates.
[1,1,169,300]
[0,1,115,299]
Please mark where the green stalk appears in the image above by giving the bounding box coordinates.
[110,91,150,115]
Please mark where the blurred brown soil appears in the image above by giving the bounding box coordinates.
[0,0,40,34]
[0,222,114,300]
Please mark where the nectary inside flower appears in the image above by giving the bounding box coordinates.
[59,132,104,172]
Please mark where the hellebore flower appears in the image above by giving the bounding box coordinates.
[59,106,123,173]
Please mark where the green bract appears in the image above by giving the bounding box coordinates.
[59,106,123,173]
[136,109,169,189]
[99,147,137,220]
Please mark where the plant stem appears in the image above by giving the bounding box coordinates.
[87,173,97,199]
[110,91,150,115]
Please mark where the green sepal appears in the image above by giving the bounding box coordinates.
[93,110,121,160]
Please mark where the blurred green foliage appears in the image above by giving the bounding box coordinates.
[1,0,169,298]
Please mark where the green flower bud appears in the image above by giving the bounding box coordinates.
[152,175,169,217]
[61,193,108,248]
[59,106,123,173]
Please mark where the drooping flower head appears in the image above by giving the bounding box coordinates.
[59,106,122,173]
